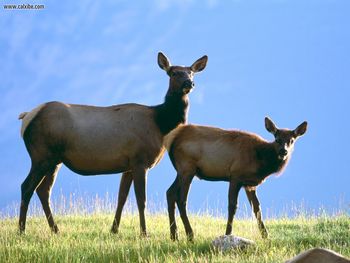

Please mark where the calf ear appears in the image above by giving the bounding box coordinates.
[265,117,278,135]
[158,52,171,71]
[294,121,308,137]
[190,55,208,73]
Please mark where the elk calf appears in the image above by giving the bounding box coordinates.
[165,117,307,241]
[18,52,208,235]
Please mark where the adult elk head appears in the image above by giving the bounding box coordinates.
[158,52,208,96]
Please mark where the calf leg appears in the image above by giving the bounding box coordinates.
[111,171,133,234]
[177,174,194,241]
[132,168,148,237]
[19,161,56,234]
[166,176,179,241]
[245,187,268,238]
[225,180,241,235]
[36,163,61,233]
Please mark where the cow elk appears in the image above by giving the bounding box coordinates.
[18,52,208,235]
[165,117,307,241]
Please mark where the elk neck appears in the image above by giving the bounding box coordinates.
[256,142,289,178]
[153,91,189,135]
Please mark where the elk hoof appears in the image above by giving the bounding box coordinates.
[261,229,269,239]
[170,232,178,241]
[19,224,25,235]
[187,233,194,242]
[51,225,59,234]
[140,231,149,239]
[110,227,119,234]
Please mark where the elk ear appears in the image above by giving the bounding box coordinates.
[265,117,278,135]
[190,55,208,73]
[158,52,171,71]
[294,121,308,137]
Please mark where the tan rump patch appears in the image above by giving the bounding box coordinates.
[19,103,46,137]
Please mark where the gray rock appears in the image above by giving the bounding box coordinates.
[211,235,255,252]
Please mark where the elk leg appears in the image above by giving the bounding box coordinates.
[133,168,147,237]
[177,174,194,241]
[36,163,61,233]
[111,171,133,234]
[19,161,55,234]
[225,180,241,235]
[166,175,179,241]
[245,187,268,238]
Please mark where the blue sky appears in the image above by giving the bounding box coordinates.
[1,0,349,217]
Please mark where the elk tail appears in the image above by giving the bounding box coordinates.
[19,104,46,137]
[18,112,28,120]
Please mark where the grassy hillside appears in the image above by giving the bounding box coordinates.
[0,213,349,263]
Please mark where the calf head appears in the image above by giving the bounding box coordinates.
[265,117,308,160]
[158,52,208,96]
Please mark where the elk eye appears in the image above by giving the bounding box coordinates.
[276,139,282,144]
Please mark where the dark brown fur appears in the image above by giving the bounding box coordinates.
[153,93,189,135]
[255,143,287,181]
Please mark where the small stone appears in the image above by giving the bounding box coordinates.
[211,235,255,252]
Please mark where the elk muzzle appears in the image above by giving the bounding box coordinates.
[278,147,289,160]
[182,80,195,94]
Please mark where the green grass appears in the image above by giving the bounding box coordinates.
[0,212,349,263]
